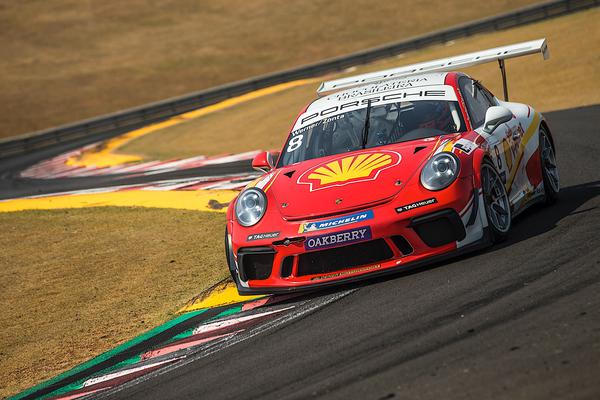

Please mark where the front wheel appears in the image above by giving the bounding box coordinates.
[224,227,239,284]
[540,126,559,204]
[481,160,511,243]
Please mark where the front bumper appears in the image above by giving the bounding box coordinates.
[229,177,484,294]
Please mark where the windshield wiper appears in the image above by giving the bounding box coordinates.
[361,99,372,149]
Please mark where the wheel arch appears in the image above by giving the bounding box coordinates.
[471,148,495,189]
[539,119,556,154]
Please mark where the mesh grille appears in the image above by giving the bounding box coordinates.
[391,235,413,255]
[240,252,274,280]
[281,256,294,278]
[297,239,393,277]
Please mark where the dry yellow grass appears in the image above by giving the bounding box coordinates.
[121,7,600,161]
[0,207,228,398]
[1,5,597,399]
[0,0,538,138]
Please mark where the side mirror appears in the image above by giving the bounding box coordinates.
[482,106,513,134]
[252,151,274,173]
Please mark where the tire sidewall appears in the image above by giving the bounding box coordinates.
[481,159,511,243]
[224,227,239,284]
[540,127,559,204]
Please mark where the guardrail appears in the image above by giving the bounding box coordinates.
[1,0,597,159]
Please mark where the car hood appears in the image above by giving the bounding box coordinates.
[267,139,442,220]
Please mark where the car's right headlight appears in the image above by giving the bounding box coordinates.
[420,152,460,191]
[235,188,267,227]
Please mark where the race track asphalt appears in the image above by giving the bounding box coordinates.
[4,105,599,399]
[107,105,600,400]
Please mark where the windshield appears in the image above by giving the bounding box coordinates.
[278,100,466,167]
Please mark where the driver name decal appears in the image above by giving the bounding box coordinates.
[304,226,372,250]
[297,150,401,191]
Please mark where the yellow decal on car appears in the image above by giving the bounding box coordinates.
[298,150,400,191]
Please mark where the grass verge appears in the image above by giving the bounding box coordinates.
[0,0,538,138]
[0,207,228,398]
[120,7,600,161]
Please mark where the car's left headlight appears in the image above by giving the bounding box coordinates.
[420,152,460,191]
[235,188,267,227]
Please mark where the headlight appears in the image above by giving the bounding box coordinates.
[420,152,460,191]
[235,188,267,227]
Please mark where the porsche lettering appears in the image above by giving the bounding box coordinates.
[300,90,448,125]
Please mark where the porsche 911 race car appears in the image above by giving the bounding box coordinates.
[226,39,559,295]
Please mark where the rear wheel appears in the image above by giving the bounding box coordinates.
[540,126,559,204]
[481,160,511,243]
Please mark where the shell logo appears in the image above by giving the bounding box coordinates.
[297,150,401,191]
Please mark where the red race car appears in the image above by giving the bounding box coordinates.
[226,39,559,295]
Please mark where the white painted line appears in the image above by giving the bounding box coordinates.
[192,306,296,335]
[82,357,184,387]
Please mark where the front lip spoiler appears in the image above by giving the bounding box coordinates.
[235,230,492,295]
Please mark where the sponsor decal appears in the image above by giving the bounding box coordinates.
[331,78,430,100]
[290,115,345,137]
[452,138,476,155]
[298,210,374,233]
[245,170,280,192]
[310,264,382,281]
[395,198,437,213]
[299,89,451,127]
[304,226,372,250]
[297,150,400,191]
[247,231,280,241]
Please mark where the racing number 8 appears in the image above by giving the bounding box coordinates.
[287,135,303,152]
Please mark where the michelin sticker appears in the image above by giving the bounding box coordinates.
[298,210,374,233]
[304,226,372,251]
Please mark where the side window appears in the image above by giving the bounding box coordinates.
[459,77,493,128]
[480,85,498,106]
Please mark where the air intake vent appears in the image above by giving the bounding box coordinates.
[238,247,274,281]
[391,235,414,255]
[410,209,466,247]
[281,256,294,278]
[297,239,393,277]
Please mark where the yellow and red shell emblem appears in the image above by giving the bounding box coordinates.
[297,150,401,191]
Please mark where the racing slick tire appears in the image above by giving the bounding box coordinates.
[539,126,560,205]
[224,227,239,285]
[481,159,511,243]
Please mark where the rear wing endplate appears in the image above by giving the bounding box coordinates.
[317,38,549,100]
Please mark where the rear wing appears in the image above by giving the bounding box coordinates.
[317,38,549,101]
